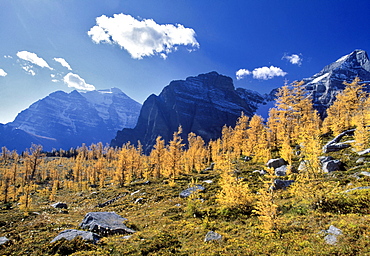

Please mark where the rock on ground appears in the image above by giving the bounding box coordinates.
[271,179,294,190]
[51,202,68,209]
[0,237,10,245]
[266,158,287,169]
[204,231,222,242]
[322,160,344,173]
[79,212,135,236]
[180,185,205,198]
[323,225,343,245]
[50,229,100,244]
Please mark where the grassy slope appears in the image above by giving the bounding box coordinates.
[1,147,370,255]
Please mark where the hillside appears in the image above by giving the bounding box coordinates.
[1,78,370,255]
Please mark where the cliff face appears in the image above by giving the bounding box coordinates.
[111,71,259,153]
[303,49,370,116]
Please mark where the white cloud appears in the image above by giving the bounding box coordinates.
[236,69,251,80]
[88,13,199,59]
[283,53,302,65]
[16,51,53,70]
[236,66,287,80]
[0,69,7,77]
[4,55,12,59]
[22,65,36,76]
[63,72,95,91]
[53,57,72,70]
[252,66,287,80]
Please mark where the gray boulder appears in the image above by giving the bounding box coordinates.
[79,212,135,236]
[0,237,10,245]
[358,148,370,155]
[322,129,355,153]
[275,165,287,176]
[204,231,222,242]
[322,160,344,173]
[323,225,342,245]
[359,171,370,177]
[180,185,205,198]
[50,229,100,244]
[266,158,287,169]
[51,202,68,209]
[271,179,294,190]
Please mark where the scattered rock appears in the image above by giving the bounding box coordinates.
[343,186,370,193]
[323,129,355,153]
[203,180,213,184]
[271,179,294,190]
[356,157,367,164]
[79,212,135,236]
[253,170,267,175]
[202,163,215,173]
[243,156,252,161]
[134,198,144,204]
[51,202,68,209]
[204,231,222,242]
[358,148,370,155]
[359,171,370,177]
[121,235,132,240]
[266,158,287,169]
[97,195,125,208]
[323,225,342,245]
[0,237,10,245]
[322,160,345,173]
[275,165,288,176]
[50,229,101,244]
[298,161,308,171]
[131,190,141,196]
[319,156,334,163]
[180,185,205,198]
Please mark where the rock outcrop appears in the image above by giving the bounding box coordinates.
[79,212,135,236]
[111,72,260,153]
[50,229,101,244]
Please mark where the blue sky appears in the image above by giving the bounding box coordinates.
[0,0,369,123]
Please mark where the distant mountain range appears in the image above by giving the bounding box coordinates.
[1,49,369,153]
[0,88,141,152]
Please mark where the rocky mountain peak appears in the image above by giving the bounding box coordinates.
[111,71,258,153]
[303,49,370,116]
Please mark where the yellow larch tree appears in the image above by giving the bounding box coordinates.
[149,136,166,179]
[246,114,270,163]
[167,126,185,179]
[323,77,367,135]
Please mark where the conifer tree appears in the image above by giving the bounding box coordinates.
[150,136,166,179]
[216,156,254,212]
[253,168,279,234]
[323,77,367,135]
[167,126,185,179]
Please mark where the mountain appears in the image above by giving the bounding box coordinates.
[111,71,266,153]
[1,88,141,152]
[303,49,370,116]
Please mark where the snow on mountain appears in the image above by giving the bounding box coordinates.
[1,88,141,152]
[303,49,370,116]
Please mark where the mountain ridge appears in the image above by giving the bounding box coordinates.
[0,88,141,152]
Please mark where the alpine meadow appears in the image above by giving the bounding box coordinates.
[2,1,370,255]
